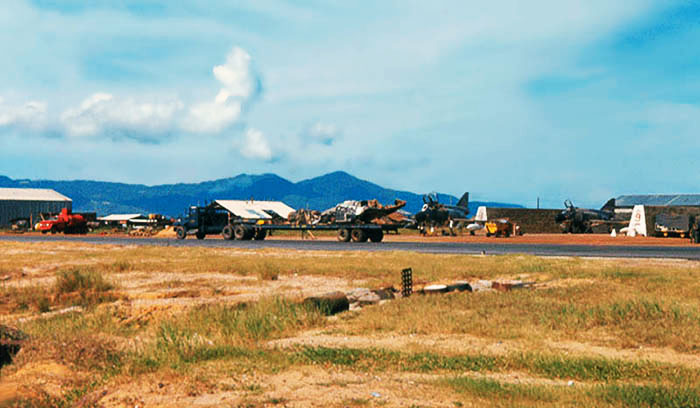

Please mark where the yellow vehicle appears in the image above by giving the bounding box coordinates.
[485,218,515,237]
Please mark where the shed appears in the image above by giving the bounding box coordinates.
[0,188,72,227]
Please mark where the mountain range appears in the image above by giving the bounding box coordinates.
[0,171,522,217]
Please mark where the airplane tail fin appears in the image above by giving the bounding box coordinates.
[627,205,647,237]
[600,198,616,212]
[457,192,469,209]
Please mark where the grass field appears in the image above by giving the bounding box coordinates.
[0,241,698,407]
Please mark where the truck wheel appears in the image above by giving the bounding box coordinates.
[368,229,384,243]
[222,225,234,240]
[254,229,267,240]
[195,231,206,240]
[234,225,252,240]
[337,228,351,242]
[351,229,368,242]
[176,227,187,240]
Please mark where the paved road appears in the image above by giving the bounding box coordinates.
[3,235,700,259]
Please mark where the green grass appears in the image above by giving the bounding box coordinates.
[295,346,699,386]
[598,383,700,408]
[131,297,325,371]
[55,267,113,294]
[445,377,557,404]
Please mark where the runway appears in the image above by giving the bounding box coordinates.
[2,235,700,260]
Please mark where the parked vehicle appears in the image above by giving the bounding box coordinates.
[35,208,88,234]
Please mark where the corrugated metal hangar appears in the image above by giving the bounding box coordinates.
[0,188,72,227]
[615,194,700,208]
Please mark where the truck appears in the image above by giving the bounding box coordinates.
[35,208,88,234]
[173,200,399,243]
[484,218,519,237]
[654,214,691,238]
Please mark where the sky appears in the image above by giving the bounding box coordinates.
[1,0,700,208]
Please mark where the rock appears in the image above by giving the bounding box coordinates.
[356,291,381,305]
[492,280,535,292]
[371,288,395,300]
[470,280,494,292]
[346,288,372,303]
[0,325,28,368]
[303,291,349,315]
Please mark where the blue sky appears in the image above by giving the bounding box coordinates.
[1,0,699,208]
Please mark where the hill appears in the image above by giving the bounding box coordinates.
[0,171,522,216]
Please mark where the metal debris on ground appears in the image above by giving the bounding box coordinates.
[491,280,535,291]
[401,268,413,297]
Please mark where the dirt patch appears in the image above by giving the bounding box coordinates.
[98,367,460,408]
[269,330,700,369]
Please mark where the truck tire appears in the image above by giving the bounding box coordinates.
[195,231,206,240]
[337,228,351,242]
[176,227,187,240]
[368,229,384,242]
[254,229,267,240]
[222,225,234,240]
[234,225,253,240]
[351,229,368,242]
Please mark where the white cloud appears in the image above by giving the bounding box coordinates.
[0,98,48,129]
[239,128,272,160]
[182,47,258,133]
[305,122,339,145]
[60,93,184,141]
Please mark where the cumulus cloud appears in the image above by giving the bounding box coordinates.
[239,128,272,160]
[50,46,259,142]
[0,98,48,130]
[60,93,184,142]
[182,47,259,133]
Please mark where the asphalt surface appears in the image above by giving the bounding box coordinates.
[3,235,700,260]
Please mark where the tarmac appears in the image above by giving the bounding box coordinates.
[2,235,700,260]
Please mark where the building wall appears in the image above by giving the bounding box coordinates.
[484,208,562,233]
[642,206,700,235]
[0,200,72,227]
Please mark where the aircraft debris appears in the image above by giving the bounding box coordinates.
[319,199,406,224]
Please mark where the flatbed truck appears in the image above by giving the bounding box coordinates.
[174,205,391,242]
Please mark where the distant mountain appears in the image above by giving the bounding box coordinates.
[0,171,522,216]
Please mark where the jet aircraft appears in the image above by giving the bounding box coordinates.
[413,192,469,228]
[554,199,621,233]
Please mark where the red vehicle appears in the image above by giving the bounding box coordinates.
[36,208,88,234]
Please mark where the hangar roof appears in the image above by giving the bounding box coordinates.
[616,194,700,207]
[213,200,295,220]
[0,188,71,202]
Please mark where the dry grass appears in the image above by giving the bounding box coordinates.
[0,241,698,407]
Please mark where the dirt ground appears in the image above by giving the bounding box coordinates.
[0,242,698,407]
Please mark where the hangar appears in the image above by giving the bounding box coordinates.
[615,194,700,208]
[0,188,72,227]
